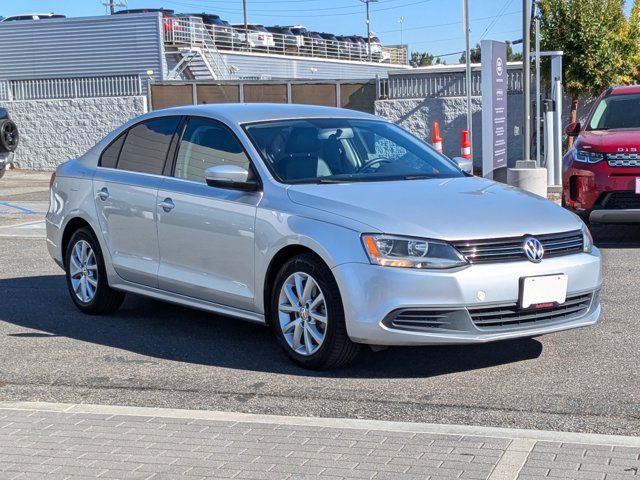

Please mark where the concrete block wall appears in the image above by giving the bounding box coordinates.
[375,95,595,171]
[5,96,148,170]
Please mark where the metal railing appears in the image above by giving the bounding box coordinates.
[0,75,143,101]
[164,16,407,65]
[378,66,524,99]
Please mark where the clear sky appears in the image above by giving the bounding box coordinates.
[2,1,633,62]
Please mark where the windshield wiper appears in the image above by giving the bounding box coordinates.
[403,175,436,180]
[316,178,351,184]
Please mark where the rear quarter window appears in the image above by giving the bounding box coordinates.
[99,133,126,169]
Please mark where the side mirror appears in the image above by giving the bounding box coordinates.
[565,122,581,137]
[205,165,259,191]
[452,157,473,175]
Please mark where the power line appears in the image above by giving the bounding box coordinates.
[377,10,519,34]
[479,0,516,40]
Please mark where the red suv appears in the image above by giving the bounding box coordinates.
[563,85,640,223]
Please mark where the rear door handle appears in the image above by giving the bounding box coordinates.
[97,187,109,201]
[158,198,175,212]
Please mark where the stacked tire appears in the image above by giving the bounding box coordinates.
[0,118,19,179]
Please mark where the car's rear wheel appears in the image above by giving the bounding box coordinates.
[65,227,125,315]
[270,254,361,369]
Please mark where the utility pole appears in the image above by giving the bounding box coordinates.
[102,1,125,14]
[360,0,379,62]
[398,16,404,46]
[243,0,248,35]
[463,0,473,149]
[523,0,531,160]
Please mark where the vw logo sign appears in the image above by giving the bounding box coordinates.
[523,237,544,263]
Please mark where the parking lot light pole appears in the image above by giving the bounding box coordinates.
[523,0,532,161]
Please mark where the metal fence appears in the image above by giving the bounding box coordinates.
[164,16,408,65]
[0,75,143,101]
[377,67,524,99]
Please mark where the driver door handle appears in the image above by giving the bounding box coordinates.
[97,187,109,201]
[158,198,175,212]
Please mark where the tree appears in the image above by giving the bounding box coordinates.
[459,43,482,64]
[538,0,640,139]
[458,41,522,63]
[410,51,444,67]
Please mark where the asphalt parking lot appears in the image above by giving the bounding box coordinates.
[1,171,639,437]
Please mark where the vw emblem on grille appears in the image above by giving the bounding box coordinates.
[523,237,544,263]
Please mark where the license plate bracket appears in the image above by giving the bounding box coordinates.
[519,274,568,309]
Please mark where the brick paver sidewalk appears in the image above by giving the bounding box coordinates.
[0,402,638,480]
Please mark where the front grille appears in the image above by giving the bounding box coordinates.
[452,230,584,264]
[387,310,453,331]
[469,292,593,329]
[608,153,640,167]
[598,191,640,210]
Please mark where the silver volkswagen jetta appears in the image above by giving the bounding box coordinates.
[46,104,601,369]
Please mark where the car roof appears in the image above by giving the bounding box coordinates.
[2,13,63,19]
[608,85,640,96]
[143,103,378,125]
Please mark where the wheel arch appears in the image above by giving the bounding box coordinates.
[60,217,94,266]
[263,244,328,326]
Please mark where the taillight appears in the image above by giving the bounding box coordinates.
[49,172,56,189]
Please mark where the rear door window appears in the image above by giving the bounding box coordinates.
[117,117,180,175]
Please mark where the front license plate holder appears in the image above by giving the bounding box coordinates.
[519,274,568,309]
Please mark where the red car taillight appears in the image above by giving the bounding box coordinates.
[49,172,56,190]
[258,35,264,40]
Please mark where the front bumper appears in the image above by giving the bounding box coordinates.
[563,158,640,221]
[332,249,602,346]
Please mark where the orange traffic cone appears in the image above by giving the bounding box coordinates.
[432,122,443,154]
[460,130,472,160]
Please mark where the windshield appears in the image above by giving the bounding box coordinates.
[244,118,464,184]
[588,94,640,130]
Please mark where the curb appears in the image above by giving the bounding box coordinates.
[1,401,639,448]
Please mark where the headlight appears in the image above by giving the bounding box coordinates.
[573,149,605,164]
[362,234,467,269]
[583,226,594,253]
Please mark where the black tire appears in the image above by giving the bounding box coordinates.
[0,120,19,153]
[64,227,125,315]
[270,253,361,369]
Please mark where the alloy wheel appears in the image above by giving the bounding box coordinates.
[69,239,98,303]
[278,272,328,356]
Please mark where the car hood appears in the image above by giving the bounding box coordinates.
[287,177,583,241]
[577,129,640,153]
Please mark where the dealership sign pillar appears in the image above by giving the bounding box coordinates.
[481,40,508,181]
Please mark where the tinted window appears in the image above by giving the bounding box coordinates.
[588,94,640,130]
[117,117,180,175]
[100,133,126,169]
[174,117,250,183]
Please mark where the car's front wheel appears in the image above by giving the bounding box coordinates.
[270,254,361,369]
[65,227,125,315]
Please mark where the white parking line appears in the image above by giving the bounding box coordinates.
[0,220,46,238]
